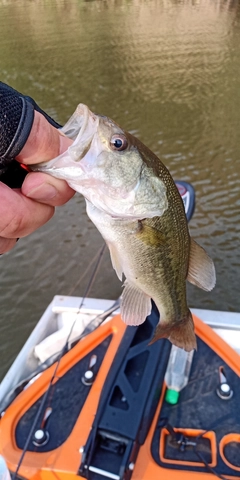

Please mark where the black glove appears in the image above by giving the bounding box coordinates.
[0,82,61,188]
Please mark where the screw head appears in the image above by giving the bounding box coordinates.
[33,429,49,446]
[34,430,45,441]
[82,370,94,386]
[84,370,94,380]
[216,383,233,400]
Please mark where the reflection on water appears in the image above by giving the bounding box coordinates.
[0,0,240,378]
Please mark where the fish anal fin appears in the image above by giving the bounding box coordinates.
[121,280,152,326]
[150,310,197,352]
[187,238,216,292]
[107,242,123,281]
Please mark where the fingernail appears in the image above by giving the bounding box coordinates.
[27,183,58,201]
[0,239,19,255]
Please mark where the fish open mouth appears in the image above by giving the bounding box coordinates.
[32,104,99,177]
[60,104,99,162]
[63,105,97,141]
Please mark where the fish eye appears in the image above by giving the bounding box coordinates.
[110,134,128,151]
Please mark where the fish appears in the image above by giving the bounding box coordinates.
[34,103,216,351]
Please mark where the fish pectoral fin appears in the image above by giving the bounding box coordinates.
[136,222,165,247]
[187,238,216,292]
[107,242,123,281]
[150,311,197,352]
[121,281,152,326]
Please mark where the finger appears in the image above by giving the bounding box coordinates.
[16,111,73,164]
[0,237,18,254]
[0,182,54,238]
[21,172,75,206]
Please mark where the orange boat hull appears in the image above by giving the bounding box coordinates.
[1,313,240,480]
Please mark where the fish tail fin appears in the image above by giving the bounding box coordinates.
[150,310,197,352]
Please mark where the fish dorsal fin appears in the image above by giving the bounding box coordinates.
[107,241,123,281]
[121,281,152,326]
[187,238,216,291]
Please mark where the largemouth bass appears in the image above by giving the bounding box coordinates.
[34,104,216,351]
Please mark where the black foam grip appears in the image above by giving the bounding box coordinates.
[0,85,34,170]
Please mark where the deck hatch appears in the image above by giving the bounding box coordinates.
[15,335,112,452]
[151,337,240,477]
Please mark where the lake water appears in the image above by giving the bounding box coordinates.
[0,0,239,379]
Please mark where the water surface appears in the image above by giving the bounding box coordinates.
[0,0,240,378]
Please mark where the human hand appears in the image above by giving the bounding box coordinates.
[0,111,74,254]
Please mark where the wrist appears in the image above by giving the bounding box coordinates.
[0,91,34,169]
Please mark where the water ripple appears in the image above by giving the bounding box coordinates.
[0,0,240,378]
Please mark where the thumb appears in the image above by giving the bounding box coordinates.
[16,110,75,205]
[16,110,73,164]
